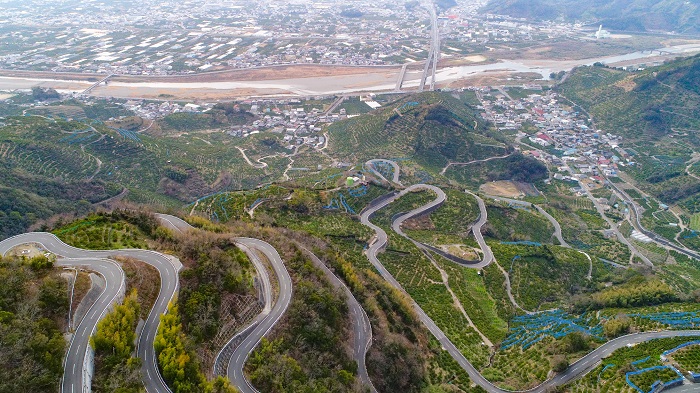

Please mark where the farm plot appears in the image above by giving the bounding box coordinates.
[377,232,491,367]
[500,310,603,351]
[626,366,682,393]
[668,343,700,374]
[567,336,700,392]
[492,243,591,311]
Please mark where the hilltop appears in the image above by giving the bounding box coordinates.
[328,92,509,169]
[483,0,700,34]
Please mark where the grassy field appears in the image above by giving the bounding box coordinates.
[690,213,700,231]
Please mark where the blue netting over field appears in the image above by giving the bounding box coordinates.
[501,310,603,350]
[113,127,141,142]
[323,193,356,214]
[627,311,700,329]
[625,365,683,393]
[348,185,368,197]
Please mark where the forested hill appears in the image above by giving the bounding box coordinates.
[327,91,512,171]
[482,0,700,34]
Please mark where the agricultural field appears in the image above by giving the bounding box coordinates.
[375,231,492,368]
[52,211,153,249]
[659,251,700,295]
[690,213,700,231]
[445,153,547,189]
[402,189,480,246]
[669,343,700,374]
[627,366,682,393]
[437,256,509,343]
[491,243,591,311]
[483,202,554,244]
[537,181,632,264]
[566,337,700,393]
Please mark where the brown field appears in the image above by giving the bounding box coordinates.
[480,180,539,198]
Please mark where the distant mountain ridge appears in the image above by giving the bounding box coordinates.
[482,0,699,34]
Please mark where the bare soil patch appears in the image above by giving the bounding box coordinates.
[480,180,539,198]
[403,214,435,231]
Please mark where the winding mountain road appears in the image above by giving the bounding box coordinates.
[156,214,375,392]
[225,237,292,393]
[366,159,403,187]
[153,215,295,393]
[299,246,376,393]
[57,258,125,393]
[0,232,180,393]
[359,181,700,392]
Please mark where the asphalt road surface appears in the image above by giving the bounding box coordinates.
[0,232,180,393]
[226,237,292,393]
[300,245,376,393]
[56,258,125,393]
[153,214,295,393]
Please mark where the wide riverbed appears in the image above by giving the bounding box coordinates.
[1,42,699,98]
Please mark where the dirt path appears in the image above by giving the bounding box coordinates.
[440,154,512,175]
[236,147,267,169]
[423,250,494,347]
[494,260,533,315]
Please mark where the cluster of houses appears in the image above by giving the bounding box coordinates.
[477,87,631,194]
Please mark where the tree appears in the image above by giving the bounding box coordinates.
[154,303,208,393]
[562,332,589,353]
[551,355,569,372]
[603,315,631,338]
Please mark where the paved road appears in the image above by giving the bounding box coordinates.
[0,232,180,393]
[608,182,700,261]
[154,214,293,393]
[359,185,700,392]
[299,246,376,393]
[366,159,403,187]
[465,191,495,268]
[226,237,292,393]
[56,258,125,393]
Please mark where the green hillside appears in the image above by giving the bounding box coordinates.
[557,55,700,211]
[327,92,511,171]
[483,0,700,33]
